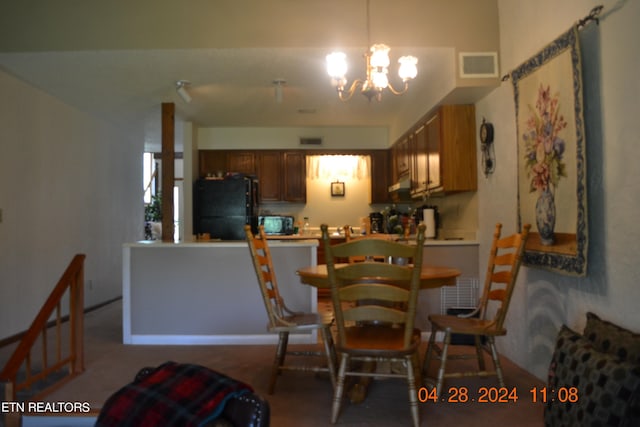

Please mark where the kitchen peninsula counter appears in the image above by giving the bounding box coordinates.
[267,233,479,246]
[123,239,319,345]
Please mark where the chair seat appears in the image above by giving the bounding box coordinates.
[269,312,332,332]
[429,314,506,336]
[339,326,421,356]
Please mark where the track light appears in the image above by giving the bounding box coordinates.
[176,80,191,103]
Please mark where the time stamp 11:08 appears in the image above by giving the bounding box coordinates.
[417,386,579,404]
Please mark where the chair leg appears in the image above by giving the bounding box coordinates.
[405,355,420,427]
[269,331,289,394]
[474,335,486,371]
[331,354,349,424]
[411,351,422,389]
[435,329,452,398]
[487,336,505,388]
[320,326,338,390]
[422,326,438,379]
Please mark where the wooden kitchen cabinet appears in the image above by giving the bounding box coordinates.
[425,113,442,190]
[392,136,410,181]
[199,150,305,203]
[200,149,390,204]
[369,150,391,204]
[430,105,477,193]
[411,124,428,195]
[257,151,282,202]
[198,150,226,178]
[392,104,477,196]
[282,151,306,203]
[227,151,256,175]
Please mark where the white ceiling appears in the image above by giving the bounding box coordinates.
[0,0,500,142]
[0,46,454,128]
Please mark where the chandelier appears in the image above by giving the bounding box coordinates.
[326,0,418,102]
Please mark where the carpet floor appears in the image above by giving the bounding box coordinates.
[4,299,546,426]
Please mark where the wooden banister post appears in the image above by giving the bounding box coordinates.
[161,102,175,242]
[2,381,20,427]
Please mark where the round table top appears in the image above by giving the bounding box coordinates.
[296,263,461,289]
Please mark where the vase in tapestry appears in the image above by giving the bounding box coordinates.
[535,188,556,245]
[522,84,568,245]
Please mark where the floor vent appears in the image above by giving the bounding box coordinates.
[459,52,499,78]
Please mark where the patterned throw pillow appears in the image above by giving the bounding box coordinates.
[584,312,640,364]
[545,325,640,427]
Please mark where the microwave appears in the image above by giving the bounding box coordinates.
[258,215,295,235]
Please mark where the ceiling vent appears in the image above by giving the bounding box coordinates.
[299,137,323,146]
[459,52,499,78]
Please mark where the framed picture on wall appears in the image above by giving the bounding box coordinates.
[331,181,345,197]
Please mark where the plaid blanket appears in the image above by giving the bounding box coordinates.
[96,361,253,427]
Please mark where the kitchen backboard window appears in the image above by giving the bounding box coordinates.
[307,155,370,181]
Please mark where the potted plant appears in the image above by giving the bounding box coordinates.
[144,193,162,240]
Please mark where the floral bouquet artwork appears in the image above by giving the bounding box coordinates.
[511,25,587,275]
[522,84,568,245]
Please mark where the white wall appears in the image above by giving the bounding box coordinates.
[0,70,142,339]
[477,0,640,379]
[198,127,389,150]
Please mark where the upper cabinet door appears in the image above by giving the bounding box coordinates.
[426,114,441,191]
[257,151,282,202]
[369,150,390,204]
[227,151,256,175]
[198,150,227,178]
[438,105,477,192]
[283,152,306,203]
[412,124,428,194]
[394,137,410,180]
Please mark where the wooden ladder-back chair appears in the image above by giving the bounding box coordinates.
[245,225,337,394]
[322,223,426,427]
[422,222,530,396]
[342,225,395,264]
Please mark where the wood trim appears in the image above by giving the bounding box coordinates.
[161,102,175,242]
[0,255,86,399]
[0,297,121,350]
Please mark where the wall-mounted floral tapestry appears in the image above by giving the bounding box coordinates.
[511,26,588,276]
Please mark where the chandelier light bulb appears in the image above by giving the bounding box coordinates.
[371,70,389,89]
[370,44,390,68]
[326,52,348,81]
[398,56,418,81]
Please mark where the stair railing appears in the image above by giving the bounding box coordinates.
[0,254,86,400]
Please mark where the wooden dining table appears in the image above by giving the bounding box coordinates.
[296,263,461,289]
[296,263,461,403]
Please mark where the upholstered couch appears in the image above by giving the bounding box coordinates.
[96,362,270,427]
[545,312,640,426]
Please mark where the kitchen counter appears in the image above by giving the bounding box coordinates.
[128,238,319,247]
[122,239,319,345]
[266,234,478,246]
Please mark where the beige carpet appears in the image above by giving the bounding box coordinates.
[8,300,545,426]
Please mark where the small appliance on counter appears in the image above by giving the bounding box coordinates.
[369,212,384,233]
[193,175,259,240]
[258,215,295,236]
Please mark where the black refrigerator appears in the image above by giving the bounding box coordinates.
[193,176,259,240]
